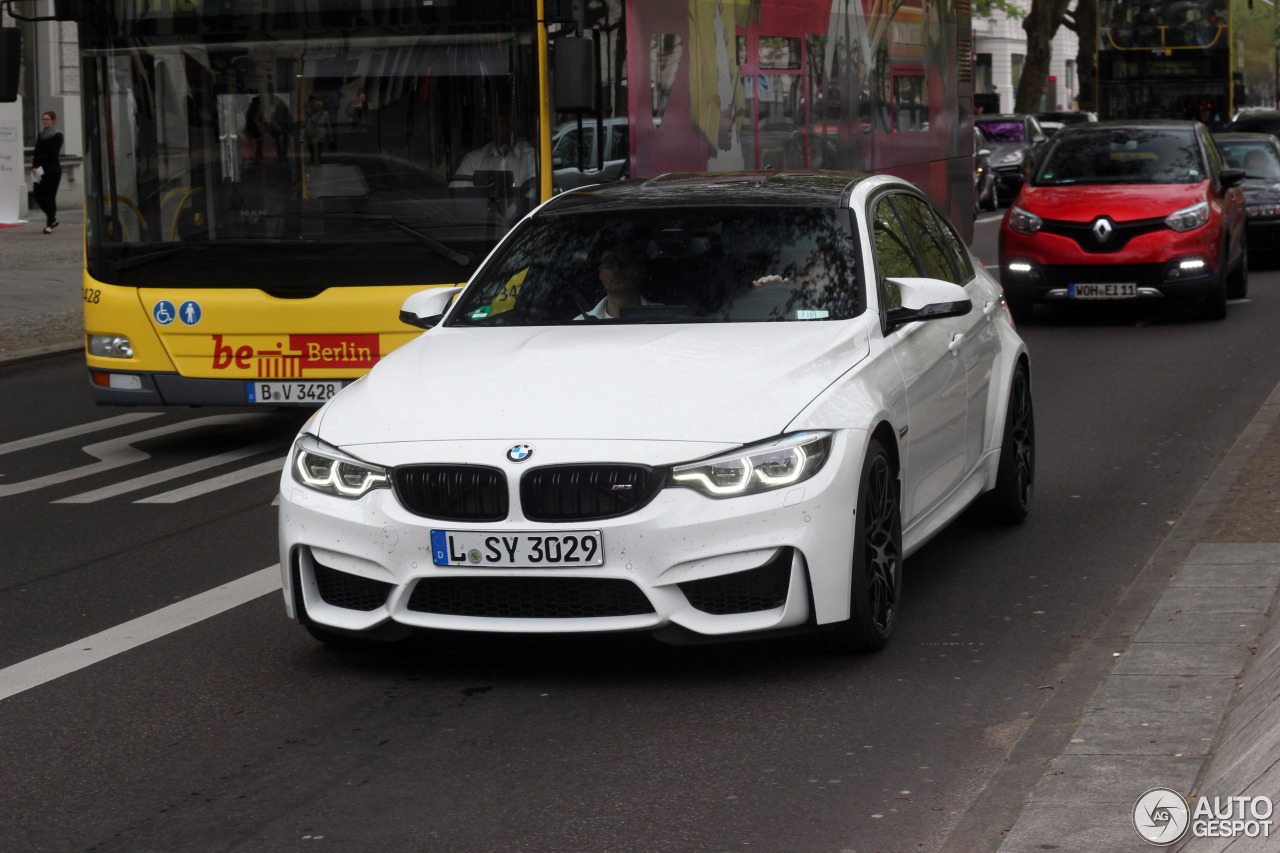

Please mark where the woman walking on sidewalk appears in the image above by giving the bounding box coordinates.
[31,111,63,234]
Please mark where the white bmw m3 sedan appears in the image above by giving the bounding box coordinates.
[278,172,1034,652]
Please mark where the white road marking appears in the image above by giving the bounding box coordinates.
[135,457,286,504]
[975,212,1005,224]
[0,413,162,457]
[0,566,281,701]
[54,441,282,504]
[0,414,271,499]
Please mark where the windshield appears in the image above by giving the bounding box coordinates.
[976,121,1026,143]
[1218,140,1280,179]
[81,3,540,289]
[1100,0,1228,49]
[447,208,863,326]
[1033,128,1205,185]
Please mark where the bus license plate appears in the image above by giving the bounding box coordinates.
[246,381,345,404]
[1069,282,1136,299]
[431,530,604,567]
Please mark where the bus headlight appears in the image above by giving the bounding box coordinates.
[88,335,134,359]
[291,434,389,499]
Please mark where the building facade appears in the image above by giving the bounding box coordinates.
[974,3,1082,114]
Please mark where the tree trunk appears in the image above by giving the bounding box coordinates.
[1073,0,1098,112]
[1015,0,1074,114]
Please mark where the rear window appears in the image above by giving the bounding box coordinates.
[1032,128,1205,186]
[976,120,1026,143]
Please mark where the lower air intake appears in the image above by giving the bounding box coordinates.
[678,549,793,615]
[313,561,393,611]
[406,577,655,618]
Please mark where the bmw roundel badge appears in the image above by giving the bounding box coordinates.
[507,443,534,463]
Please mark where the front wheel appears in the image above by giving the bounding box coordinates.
[1228,235,1249,299]
[974,362,1034,524]
[818,438,902,652]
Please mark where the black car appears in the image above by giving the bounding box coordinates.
[1225,110,1280,138]
[974,127,998,211]
[1215,132,1280,265]
[975,114,1050,204]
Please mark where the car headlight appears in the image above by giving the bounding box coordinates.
[1008,205,1042,235]
[671,431,832,499]
[291,434,389,498]
[1165,201,1210,232]
[88,334,133,359]
[999,150,1024,165]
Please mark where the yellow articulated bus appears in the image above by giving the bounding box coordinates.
[13,0,975,406]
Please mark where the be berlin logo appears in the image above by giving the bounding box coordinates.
[1133,787,1274,845]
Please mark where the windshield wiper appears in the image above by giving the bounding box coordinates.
[293,212,473,266]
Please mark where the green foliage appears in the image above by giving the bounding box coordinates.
[975,0,1027,20]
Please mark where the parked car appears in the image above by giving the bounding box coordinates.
[975,114,1051,203]
[278,172,1033,653]
[1214,132,1280,266]
[551,117,629,193]
[1036,110,1097,127]
[974,127,998,211]
[999,121,1247,321]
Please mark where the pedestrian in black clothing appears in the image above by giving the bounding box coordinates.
[31,111,63,234]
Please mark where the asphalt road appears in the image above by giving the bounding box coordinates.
[4,213,1280,852]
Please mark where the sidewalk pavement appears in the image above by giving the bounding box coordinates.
[2,200,1280,851]
[0,204,85,363]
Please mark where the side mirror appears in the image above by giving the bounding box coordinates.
[978,148,991,157]
[884,278,972,327]
[1220,167,1246,189]
[399,286,464,329]
[552,156,564,168]
[1032,135,1048,145]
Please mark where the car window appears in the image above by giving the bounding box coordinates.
[606,124,629,161]
[976,120,1026,143]
[871,197,917,311]
[553,126,597,167]
[1218,139,1280,179]
[448,207,864,325]
[890,195,959,283]
[928,205,974,283]
[1202,130,1225,180]
[1033,128,1204,185]
[1028,117,1044,139]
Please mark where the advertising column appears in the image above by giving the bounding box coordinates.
[0,96,25,225]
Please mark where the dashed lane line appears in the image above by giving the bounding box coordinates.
[0,566,281,701]
[0,413,162,456]
[135,457,286,503]
[54,441,282,504]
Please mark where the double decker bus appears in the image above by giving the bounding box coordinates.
[1097,0,1278,127]
[2,0,975,407]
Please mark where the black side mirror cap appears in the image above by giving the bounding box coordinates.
[1221,167,1246,189]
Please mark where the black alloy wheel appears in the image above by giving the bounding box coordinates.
[818,438,902,652]
[975,362,1034,524]
[1228,234,1249,299]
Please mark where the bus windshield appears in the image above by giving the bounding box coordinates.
[82,8,540,290]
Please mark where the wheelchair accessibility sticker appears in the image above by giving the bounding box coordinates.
[153,300,176,325]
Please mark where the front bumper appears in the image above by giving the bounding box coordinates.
[999,225,1221,305]
[277,433,867,640]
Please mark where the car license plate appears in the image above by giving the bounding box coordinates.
[431,529,604,567]
[1069,282,1136,299]
[246,381,345,404]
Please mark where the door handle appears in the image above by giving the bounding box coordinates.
[948,332,965,352]
[984,298,1000,317]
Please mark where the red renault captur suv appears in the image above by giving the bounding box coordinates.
[998,121,1247,321]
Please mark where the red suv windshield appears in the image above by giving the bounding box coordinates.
[1033,128,1204,186]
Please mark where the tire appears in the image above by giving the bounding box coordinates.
[1200,254,1229,320]
[1228,235,1249,299]
[818,438,902,653]
[982,179,998,211]
[973,362,1035,525]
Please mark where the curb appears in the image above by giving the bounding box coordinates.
[939,376,1280,853]
[0,341,83,366]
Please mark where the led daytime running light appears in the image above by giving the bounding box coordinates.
[292,436,388,498]
[671,433,831,499]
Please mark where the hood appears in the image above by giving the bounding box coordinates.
[1017,182,1208,222]
[984,141,1028,162]
[316,320,873,448]
[1241,179,1280,204]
